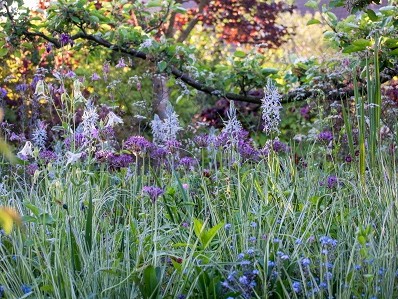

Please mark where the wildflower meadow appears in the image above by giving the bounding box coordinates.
[0,0,398,298]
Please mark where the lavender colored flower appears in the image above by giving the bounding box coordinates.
[142,186,164,202]
[194,134,210,148]
[238,275,249,285]
[94,150,114,163]
[272,139,289,153]
[108,154,134,168]
[81,101,99,136]
[320,236,338,247]
[115,57,127,68]
[150,146,168,160]
[26,163,39,175]
[220,101,243,148]
[300,105,310,119]
[91,73,101,81]
[261,79,282,134]
[268,260,275,267]
[124,136,153,154]
[326,175,338,189]
[39,150,57,164]
[179,157,197,170]
[59,33,73,46]
[318,130,333,142]
[0,88,7,99]
[238,140,259,161]
[64,133,87,150]
[15,84,29,93]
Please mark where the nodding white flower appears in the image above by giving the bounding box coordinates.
[261,79,282,134]
[65,151,83,166]
[105,111,123,127]
[34,80,45,96]
[17,141,34,158]
[151,101,182,145]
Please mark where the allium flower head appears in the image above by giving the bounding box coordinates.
[151,101,182,145]
[261,79,282,134]
[143,186,164,202]
[318,130,333,142]
[124,136,153,154]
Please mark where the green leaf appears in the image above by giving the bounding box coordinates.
[202,222,224,249]
[366,9,378,21]
[157,61,167,72]
[385,38,398,49]
[0,48,8,57]
[379,6,397,16]
[0,138,15,162]
[307,18,321,25]
[357,235,366,246]
[352,39,372,48]
[24,203,41,217]
[193,218,204,240]
[305,0,318,9]
[389,48,398,56]
[71,16,81,23]
[234,50,246,58]
[261,68,278,75]
[146,0,162,8]
[342,45,364,54]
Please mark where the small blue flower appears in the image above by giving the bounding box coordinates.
[21,284,32,294]
[268,260,275,267]
[246,248,255,256]
[0,285,4,298]
[250,222,257,228]
[319,282,327,289]
[355,265,361,270]
[224,223,232,230]
[239,275,249,285]
[295,238,302,245]
[301,257,311,267]
[292,281,301,293]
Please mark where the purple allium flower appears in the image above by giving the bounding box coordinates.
[165,139,182,152]
[21,284,32,294]
[345,155,352,163]
[39,150,57,164]
[326,175,338,189]
[292,281,301,293]
[194,134,210,148]
[91,73,101,81]
[142,186,164,202]
[124,136,153,154]
[272,139,289,153]
[318,131,333,142]
[179,157,197,170]
[108,154,134,169]
[150,146,168,160]
[94,150,114,163]
[238,140,259,161]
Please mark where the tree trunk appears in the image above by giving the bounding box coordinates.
[152,74,169,120]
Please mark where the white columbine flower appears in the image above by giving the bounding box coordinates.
[105,111,124,127]
[18,141,34,158]
[65,151,83,166]
[261,79,282,134]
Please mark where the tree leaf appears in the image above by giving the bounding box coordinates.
[307,18,321,25]
[234,50,246,58]
[0,48,8,57]
[366,9,378,21]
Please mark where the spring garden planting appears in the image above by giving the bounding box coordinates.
[0,0,398,298]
